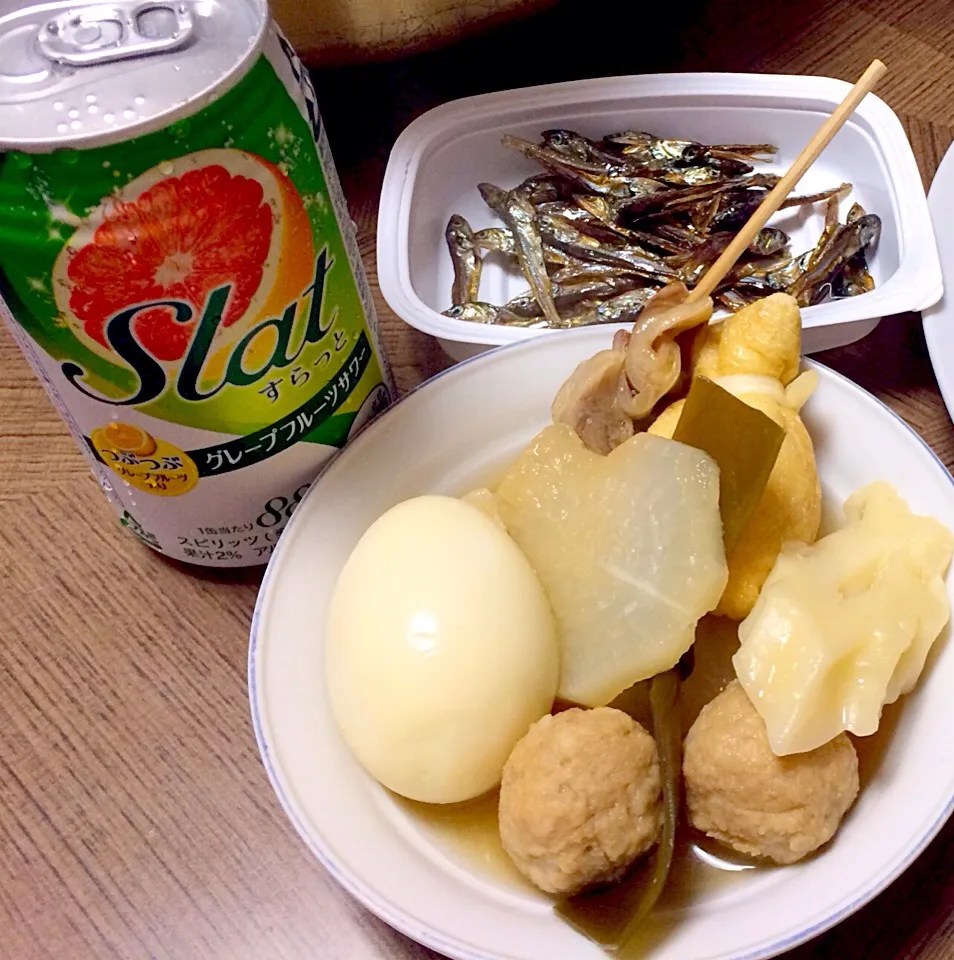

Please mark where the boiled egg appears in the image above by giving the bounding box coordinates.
[326,495,558,804]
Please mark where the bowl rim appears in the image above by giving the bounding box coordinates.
[923,137,954,426]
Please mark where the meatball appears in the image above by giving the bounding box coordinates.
[684,681,859,865]
[498,707,661,896]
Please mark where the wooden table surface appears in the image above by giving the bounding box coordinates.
[3,1,954,957]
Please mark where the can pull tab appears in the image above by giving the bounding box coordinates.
[37,2,194,66]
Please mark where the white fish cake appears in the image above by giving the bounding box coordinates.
[734,481,954,756]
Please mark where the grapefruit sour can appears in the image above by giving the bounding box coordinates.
[0,1,394,566]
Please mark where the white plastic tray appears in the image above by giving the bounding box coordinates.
[378,73,942,361]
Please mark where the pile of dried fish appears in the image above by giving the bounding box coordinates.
[442,129,881,328]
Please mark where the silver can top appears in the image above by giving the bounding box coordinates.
[0,0,268,151]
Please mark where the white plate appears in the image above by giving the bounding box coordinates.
[378,74,942,361]
[250,327,954,960]
[923,143,954,424]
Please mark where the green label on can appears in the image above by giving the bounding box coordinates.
[0,30,392,566]
[1,50,386,437]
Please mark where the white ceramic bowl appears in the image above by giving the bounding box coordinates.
[250,327,954,960]
[378,74,942,361]
[923,140,954,424]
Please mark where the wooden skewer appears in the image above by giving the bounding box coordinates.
[687,58,887,303]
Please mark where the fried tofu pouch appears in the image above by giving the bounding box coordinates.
[649,294,821,619]
[691,292,802,384]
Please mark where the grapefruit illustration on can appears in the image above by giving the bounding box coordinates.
[0,1,393,567]
[53,149,316,381]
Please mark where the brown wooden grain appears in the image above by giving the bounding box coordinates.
[2,1,954,958]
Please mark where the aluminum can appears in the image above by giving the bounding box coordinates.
[0,0,394,566]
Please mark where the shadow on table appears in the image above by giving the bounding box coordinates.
[149,551,267,587]
[815,312,939,400]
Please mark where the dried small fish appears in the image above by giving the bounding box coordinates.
[790,214,881,306]
[516,173,574,205]
[474,225,576,267]
[541,129,626,169]
[442,301,551,327]
[707,156,759,178]
[575,191,671,230]
[644,176,776,220]
[536,201,631,244]
[554,301,616,328]
[570,288,659,326]
[603,134,758,185]
[780,182,852,210]
[832,202,876,297]
[653,223,707,251]
[729,250,813,293]
[832,255,875,298]
[832,256,875,298]
[716,287,759,311]
[501,135,628,196]
[474,226,515,254]
[690,193,722,235]
[657,164,732,187]
[710,196,767,231]
[539,214,678,280]
[537,213,618,254]
[550,262,649,284]
[541,127,594,163]
[711,143,779,161]
[559,275,645,303]
[445,214,482,305]
[679,228,791,283]
[543,203,675,262]
[540,128,699,184]
[761,250,815,290]
[708,182,780,231]
[504,276,645,320]
[802,194,844,274]
[501,294,543,318]
[606,131,709,166]
[478,182,509,216]
[502,134,673,199]
[750,226,789,256]
[448,128,878,328]
[573,195,685,254]
[442,302,515,324]
[846,201,866,224]
[502,189,562,325]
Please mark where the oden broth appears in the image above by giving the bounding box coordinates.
[396,475,898,952]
